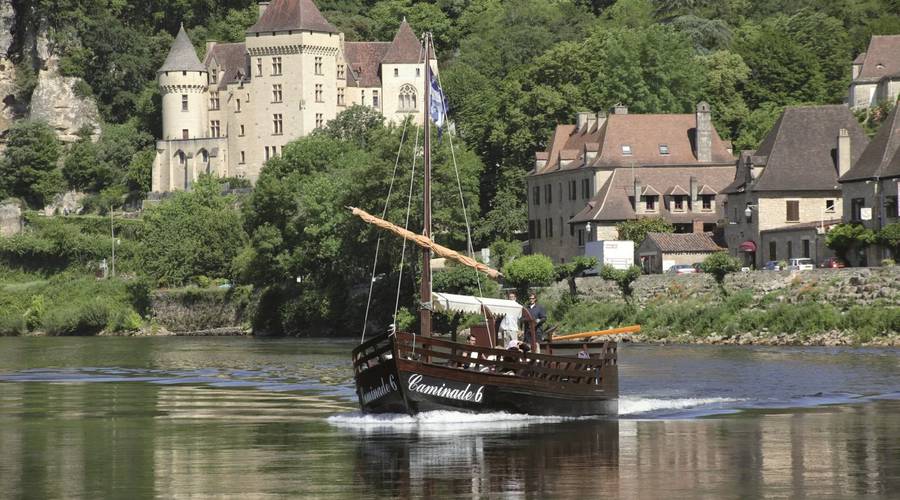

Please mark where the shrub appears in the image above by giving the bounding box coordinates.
[42,301,110,336]
[700,252,741,292]
[599,265,642,300]
[881,259,895,267]
[502,254,555,297]
[0,314,26,336]
[23,294,46,331]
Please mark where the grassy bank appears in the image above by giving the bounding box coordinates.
[548,291,900,345]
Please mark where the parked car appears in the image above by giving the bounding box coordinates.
[667,264,698,274]
[788,258,814,271]
[763,260,780,271]
[820,257,846,268]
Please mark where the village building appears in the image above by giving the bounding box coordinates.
[152,0,434,194]
[723,105,869,268]
[526,103,735,263]
[838,105,900,265]
[636,232,722,274]
[848,35,900,110]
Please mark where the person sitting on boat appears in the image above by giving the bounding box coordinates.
[461,335,481,370]
[577,344,591,359]
[499,340,521,375]
[498,291,521,347]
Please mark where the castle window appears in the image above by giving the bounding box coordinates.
[337,87,345,106]
[581,178,590,199]
[272,57,282,75]
[239,124,245,136]
[182,129,189,140]
[210,70,218,85]
[315,113,324,128]
[337,64,345,79]
[416,68,421,77]
[361,90,366,106]
[236,99,241,112]
[211,120,220,137]
[209,92,220,110]
[257,58,263,77]
[315,57,323,75]
[181,95,189,111]
[272,84,282,103]
[240,151,246,164]
[394,68,399,77]
[398,84,417,111]
[659,144,669,155]
[265,146,270,161]
[621,145,632,156]
[373,90,379,108]
[273,114,283,135]
[315,84,323,103]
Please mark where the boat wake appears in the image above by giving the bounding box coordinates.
[618,396,742,417]
[327,410,581,435]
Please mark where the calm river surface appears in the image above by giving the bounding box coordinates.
[0,337,898,498]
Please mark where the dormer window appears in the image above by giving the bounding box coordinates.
[673,196,685,212]
[621,145,632,156]
[659,144,669,155]
[644,195,657,212]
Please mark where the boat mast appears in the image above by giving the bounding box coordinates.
[420,33,433,338]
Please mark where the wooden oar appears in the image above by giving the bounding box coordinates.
[552,325,641,342]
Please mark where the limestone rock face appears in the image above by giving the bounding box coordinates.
[30,71,100,142]
[0,199,23,236]
[0,0,17,134]
[42,190,85,216]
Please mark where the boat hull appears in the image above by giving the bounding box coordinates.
[353,333,618,417]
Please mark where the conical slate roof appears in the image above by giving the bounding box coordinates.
[159,24,206,73]
[247,0,337,34]
[381,19,423,64]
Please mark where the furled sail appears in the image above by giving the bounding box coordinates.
[348,207,502,279]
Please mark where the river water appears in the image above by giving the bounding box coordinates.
[0,337,897,498]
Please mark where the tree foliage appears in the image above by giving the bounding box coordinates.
[502,254,555,298]
[555,255,598,297]
[616,217,674,246]
[825,223,877,262]
[0,120,62,207]
[701,251,741,293]
[877,223,900,258]
[599,264,642,300]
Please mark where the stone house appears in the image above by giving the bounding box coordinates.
[527,103,736,263]
[723,105,869,268]
[152,0,434,193]
[838,105,900,265]
[848,35,900,110]
[637,232,723,274]
[758,219,841,266]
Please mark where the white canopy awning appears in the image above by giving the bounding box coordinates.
[432,292,523,317]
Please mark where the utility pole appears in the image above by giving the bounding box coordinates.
[110,207,116,278]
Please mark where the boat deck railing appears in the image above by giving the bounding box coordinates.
[394,332,616,387]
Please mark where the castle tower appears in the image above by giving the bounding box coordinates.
[158,25,209,142]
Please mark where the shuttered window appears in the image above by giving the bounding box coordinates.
[786,200,800,222]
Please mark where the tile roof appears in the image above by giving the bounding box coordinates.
[381,20,423,64]
[344,42,390,87]
[532,112,733,176]
[570,165,735,223]
[726,105,869,193]
[854,35,900,81]
[840,105,900,181]
[643,232,723,253]
[247,0,338,34]
[159,25,206,73]
[204,43,248,90]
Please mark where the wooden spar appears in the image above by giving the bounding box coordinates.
[348,207,503,279]
[552,325,641,342]
[421,32,432,338]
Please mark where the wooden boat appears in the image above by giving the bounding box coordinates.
[350,33,619,417]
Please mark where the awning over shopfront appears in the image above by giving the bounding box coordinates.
[739,240,757,252]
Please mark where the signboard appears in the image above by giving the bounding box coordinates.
[860,207,872,221]
[407,373,485,403]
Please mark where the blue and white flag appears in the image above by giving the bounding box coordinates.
[429,71,447,134]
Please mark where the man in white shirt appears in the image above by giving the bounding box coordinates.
[498,291,521,347]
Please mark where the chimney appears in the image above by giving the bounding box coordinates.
[576,111,593,131]
[596,111,607,129]
[586,112,597,131]
[206,40,217,55]
[535,152,548,171]
[837,128,851,178]
[633,178,642,212]
[613,104,628,115]
[258,1,270,20]
[690,176,698,204]
[695,101,712,163]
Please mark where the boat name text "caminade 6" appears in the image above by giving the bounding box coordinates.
[360,374,398,404]
[407,374,485,403]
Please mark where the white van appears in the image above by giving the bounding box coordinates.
[788,258,814,271]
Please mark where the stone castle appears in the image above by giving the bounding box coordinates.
[152,0,434,193]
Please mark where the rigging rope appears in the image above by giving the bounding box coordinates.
[360,118,410,343]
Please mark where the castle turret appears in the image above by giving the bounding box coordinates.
[158,24,208,141]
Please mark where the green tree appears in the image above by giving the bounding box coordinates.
[616,217,674,246]
[322,104,386,147]
[877,223,900,258]
[488,239,523,270]
[502,254,555,298]
[0,120,63,207]
[555,255,598,297]
[699,50,750,141]
[825,223,876,263]
[141,176,246,286]
[733,102,784,152]
[599,264,642,301]
[63,132,103,191]
[700,251,740,294]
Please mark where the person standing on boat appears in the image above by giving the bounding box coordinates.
[498,291,521,347]
[526,292,547,344]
